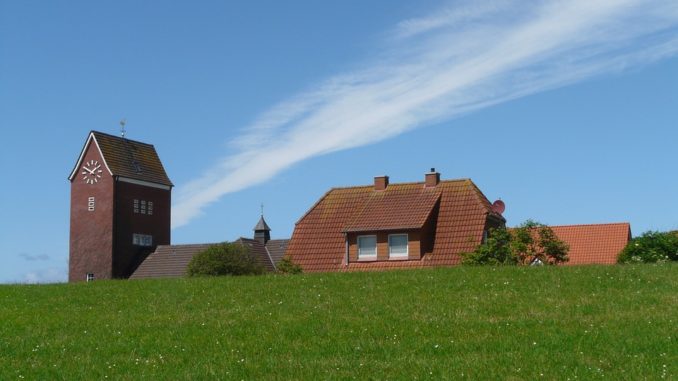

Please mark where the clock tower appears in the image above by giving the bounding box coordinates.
[68,131,173,282]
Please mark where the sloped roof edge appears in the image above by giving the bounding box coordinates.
[68,132,114,181]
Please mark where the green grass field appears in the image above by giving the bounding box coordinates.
[1,265,676,380]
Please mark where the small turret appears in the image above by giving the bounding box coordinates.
[253,215,271,245]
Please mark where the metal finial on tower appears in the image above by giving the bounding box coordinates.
[120,119,127,138]
[260,203,264,216]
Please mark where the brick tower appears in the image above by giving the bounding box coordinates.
[68,131,173,282]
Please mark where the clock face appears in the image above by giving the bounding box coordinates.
[81,159,103,184]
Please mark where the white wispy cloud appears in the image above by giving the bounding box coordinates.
[172,0,678,228]
[23,267,67,284]
[18,252,50,261]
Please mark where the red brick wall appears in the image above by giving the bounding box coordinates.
[69,142,114,282]
[113,181,171,277]
[69,137,172,281]
[347,230,421,262]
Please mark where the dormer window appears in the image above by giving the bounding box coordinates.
[388,234,409,259]
[357,235,377,260]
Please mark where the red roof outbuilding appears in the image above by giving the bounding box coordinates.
[549,223,631,265]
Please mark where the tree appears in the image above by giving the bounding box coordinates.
[511,220,569,265]
[462,220,569,265]
[618,231,678,264]
[186,242,264,277]
[276,256,303,274]
[461,227,516,265]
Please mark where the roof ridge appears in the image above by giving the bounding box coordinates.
[156,243,218,249]
[263,245,276,271]
[295,178,474,226]
[91,130,156,147]
[547,222,631,228]
[328,178,472,191]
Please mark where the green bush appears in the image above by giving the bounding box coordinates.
[462,220,569,266]
[618,231,678,264]
[276,256,303,274]
[186,242,264,277]
[461,227,516,265]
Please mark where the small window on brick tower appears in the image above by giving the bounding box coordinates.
[86,273,94,282]
[133,199,139,213]
[133,233,153,247]
[87,197,95,212]
[140,200,147,214]
[148,201,153,215]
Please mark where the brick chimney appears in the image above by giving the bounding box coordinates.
[374,175,389,191]
[425,168,440,187]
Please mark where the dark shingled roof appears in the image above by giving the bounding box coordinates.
[253,216,271,231]
[265,239,290,266]
[130,238,288,279]
[71,131,173,186]
[235,238,276,272]
[129,244,211,279]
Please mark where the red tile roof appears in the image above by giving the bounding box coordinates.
[287,178,501,272]
[550,223,631,265]
[343,185,442,232]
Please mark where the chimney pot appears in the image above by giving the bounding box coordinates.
[425,169,440,187]
[374,175,389,191]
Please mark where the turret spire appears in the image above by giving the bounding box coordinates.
[253,207,271,244]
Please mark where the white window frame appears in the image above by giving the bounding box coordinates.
[357,235,377,261]
[86,273,94,282]
[388,234,409,259]
[147,201,153,215]
[87,197,95,212]
[133,199,139,214]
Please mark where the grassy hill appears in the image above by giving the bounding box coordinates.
[1,265,676,380]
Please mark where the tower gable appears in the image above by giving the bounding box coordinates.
[69,132,114,182]
[69,131,173,188]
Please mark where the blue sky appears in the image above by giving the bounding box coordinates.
[1,0,677,283]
